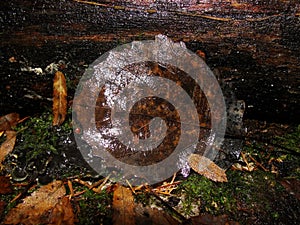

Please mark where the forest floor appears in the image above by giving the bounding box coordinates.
[0,108,299,225]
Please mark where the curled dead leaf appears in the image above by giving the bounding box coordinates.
[53,71,67,126]
[188,154,228,182]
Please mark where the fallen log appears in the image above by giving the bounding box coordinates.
[0,0,299,123]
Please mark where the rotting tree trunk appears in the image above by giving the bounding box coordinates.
[0,0,299,123]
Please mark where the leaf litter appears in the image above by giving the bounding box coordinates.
[3,180,72,225]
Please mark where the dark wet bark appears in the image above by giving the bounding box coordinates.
[0,0,299,123]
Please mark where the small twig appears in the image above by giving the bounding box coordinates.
[67,180,74,199]
[240,152,250,170]
[170,172,176,184]
[92,176,110,193]
[195,14,232,22]
[74,178,92,189]
[126,179,136,194]
[73,0,109,7]
[10,193,22,203]
[153,181,181,196]
[248,155,268,172]
[73,190,87,197]
[147,187,190,224]
[89,177,106,190]
[10,181,37,204]
[154,181,181,189]
[17,116,30,124]
[133,183,146,193]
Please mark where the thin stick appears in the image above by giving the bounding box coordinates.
[68,180,74,199]
[126,179,136,194]
[248,155,268,172]
[148,188,189,224]
[73,0,109,7]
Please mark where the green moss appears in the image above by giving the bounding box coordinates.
[273,125,300,154]
[177,173,236,215]
[134,192,151,206]
[77,188,112,225]
[14,112,70,161]
[241,124,300,179]
[2,111,74,181]
[176,165,297,224]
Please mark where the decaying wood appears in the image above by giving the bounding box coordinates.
[0,0,299,123]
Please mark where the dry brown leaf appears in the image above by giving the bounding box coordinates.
[188,154,228,182]
[49,196,76,225]
[0,113,20,131]
[0,131,17,168]
[53,71,67,126]
[4,180,66,225]
[0,176,12,194]
[112,184,135,225]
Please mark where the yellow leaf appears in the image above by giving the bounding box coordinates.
[188,154,228,182]
[53,71,67,126]
[4,180,66,225]
[0,131,17,168]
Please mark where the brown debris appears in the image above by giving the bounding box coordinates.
[112,184,135,225]
[0,131,17,168]
[4,180,66,225]
[0,113,20,131]
[188,154,228,182]
[53,71,67,126]
[279,179,300,201]
[135,203,180,225]
[190,213,239,225]
[49,196,76,225]
[0,176,12,194]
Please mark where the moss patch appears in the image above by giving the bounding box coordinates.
[76,188,112,225]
